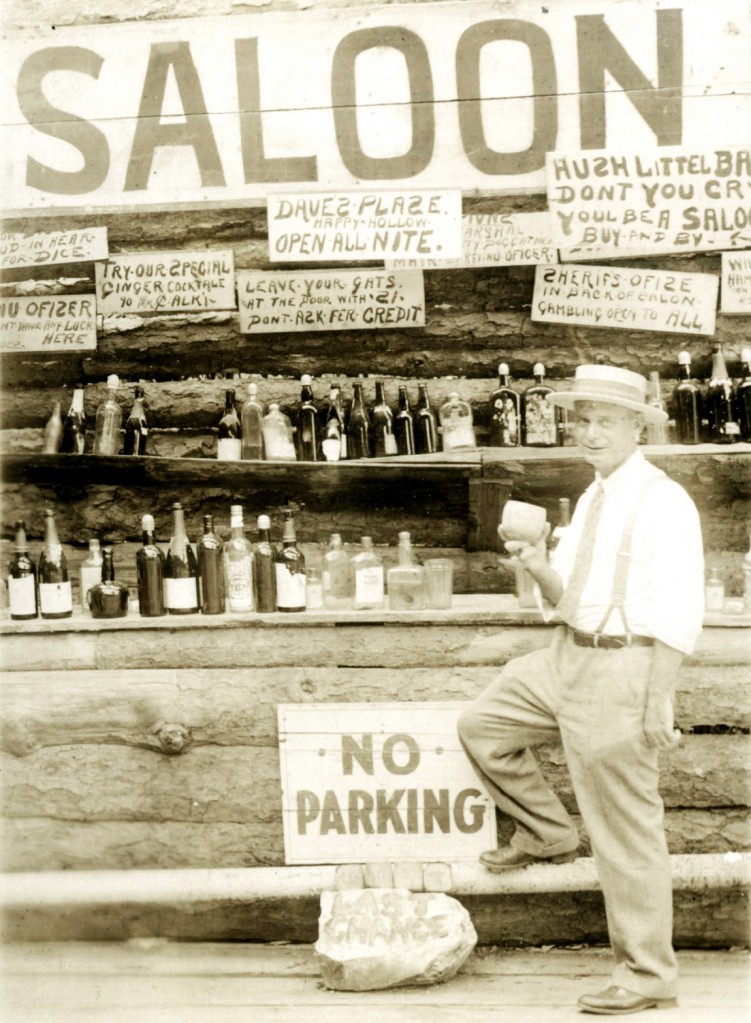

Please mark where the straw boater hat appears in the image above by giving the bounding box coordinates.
[546,364,668,424]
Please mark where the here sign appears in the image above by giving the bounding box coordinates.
[278,702,496,865]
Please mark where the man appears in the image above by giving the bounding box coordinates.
[458,364,704,1015]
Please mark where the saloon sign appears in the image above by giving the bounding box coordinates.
[2,0,749,214]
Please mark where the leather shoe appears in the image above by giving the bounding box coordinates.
[479,844,578,872]
[577,985,678,1014]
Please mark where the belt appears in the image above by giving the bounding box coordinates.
[570,629,654,650]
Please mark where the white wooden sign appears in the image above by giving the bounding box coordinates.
[0,228,108,270]
[548,146,751,257]
[2,0,749,214]
[721,251,751,314]
[0,295,97,352]
[532,264,718,335]
[237,269,424,333]
[278,702,496,865]
[95,250,236,314]
[267,191,462,262]
[387,212,558,269]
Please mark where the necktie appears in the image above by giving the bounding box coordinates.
[556,482,605,626]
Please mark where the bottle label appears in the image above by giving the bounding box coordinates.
[9,576,36,616]
[355,566,384,604]
[322,437,341,461]
[275,564,306,608]
[164,577,199,610]
[39,581,73,614]
[525,395,556,445]
[217,438,242,461]
[225,558,254,610]
[384,433,398,455]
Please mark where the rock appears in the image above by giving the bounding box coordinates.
[315,887,477,991]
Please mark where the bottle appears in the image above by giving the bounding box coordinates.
[61,387,87,454]
[704,568,725,612]
[296,374,320,461]
[735,347,751,442]
[705,343,741,443]
[672,350,703,445]
[42,401,63,453]
[275,508,306,612]
[261,403,297,460]
[438,391,476,450]
[352,536,385,610]
[254,514,277,613]
[223,505,254,612]
[217,388,242,461]
[387,531,428,610]
[414,383,439,454]
[347,382,371,459]
[644,371,669,444]
[198,513,225,615]
[38,508,73,619]
[88,547,129,619]
[123,386,149,455]
[322,533,353,609]
[394,385,416,456]
[548,498,571,553]
[241,382,264,459]
[321,382,347,462]
[488,364,522,447]
[93,374,123,456]
[371,380,398,456]
[163,502,199,615]
[136,513,165,617]
[7,520,38,620]
[522,363,558,447]
[79,538,103,611]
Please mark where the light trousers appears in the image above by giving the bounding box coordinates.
[457,626,678,998]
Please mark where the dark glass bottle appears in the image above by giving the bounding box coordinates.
[274,509,306,612]
[735,347,751,442]
[705,343,740,443]
[488,363,521,447]
[38,509,73,619]
[197,513,225,615]
[320,382,347,462]
[414,383,438,454]
[61,387,87,454]
[123,386,149,455]
[217,389,242,460]
[42,401,63,453]
[296,374,321,461]
[136,513,165,617]
[88,547,129,619]
[8,519,38,620]
[371,380,397,456]
[254,514,277,613]
[164,502,200,614]
[347,382,371,459]
[522,363,558,447]
[672,350,703,445]
[394,385,416,455]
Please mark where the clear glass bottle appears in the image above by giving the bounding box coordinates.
[705,343,741,443]
[42,401,63,453]
[743,530,751,614]
[394,385,416,455]
[672,350,703,445]
[414,383,438,454]
[61,386,87,454]
[522,363,557,447]
[347,381,371,459]
[322,533,353,609]
[735,347,751,442]
[352,536,385,610]
[123,386,149,455]
[261,403,297,460]
[549,498,571,553]
[644,371,669,444]
[704,568,725,612]
[8,519,38,621]
[217,388,242,461]
[321,382,347,462]
[274,508,306,612]
[439,391,476,451]
[198,513,225,615]
[371,380,398,456]
[296,374,320,461]
[93,374,123,456]
[88,547,129,619]
[254,514,277,613]
[163,501,200,615]
[488,363,521,447]
[79,538,103,611]
[136,513,165,617]
[387,531,428,610]
[241,382,264,460]
[223,505,254,612]
[38,508,73,619]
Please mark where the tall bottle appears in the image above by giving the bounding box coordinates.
[123,386,149,455]
[217,388,242,461]
[296,374,321,461]
[93,374,123,456]
[198,513,225,615]
[7,520,38,621]
[347,382,371,459]
[254,514,277,613]
[275,508,306,612]
[42,401,63,453]
[241,382,264,460]
[705,343,741,443]
[439,391,476,450]
[394,385,416,456]
[261,404,297,460]
[371,381,397,456]
[414,383,438,454]
[322,533,353,610]
[387,531,428,610]
[163,502,199,615]
[223,505,254,612]
[38,509,73,619]
[136,513,165,617]
[549,498,571,553]
[488,363,521,447]
[79,538,103,611]
[735,347,751,442]
[61,387,87,454]
[352,536,385,610]
[522,363,558,447]
[672,350,703,445]
[644,371,669,444]
[321,382,347,462]
[88,547,129,619]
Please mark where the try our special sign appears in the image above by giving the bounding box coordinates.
[532,264,718,335]
[0,295,97,352]
[95,250,236,314]
[721,251,751,315]
[2,0,749,214]
[0,228,108,270]
[278,702,496,865]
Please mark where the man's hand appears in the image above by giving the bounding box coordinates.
[499,523,550,576]
[643,696,681,749]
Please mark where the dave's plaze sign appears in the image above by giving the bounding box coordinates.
[532,264,718,335]
[2,0,749,214]
[0,296,97,352]
[721,251,751,314]
[278,702,496,865]
[237,269,424,333]
[0,228,108,270]
[95,250,236,314]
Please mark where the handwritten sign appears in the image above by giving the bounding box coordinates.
[532,264,718,335]
[0,295,97,352]
[387,212,557,269]
[548,146,751,258]
[94,250,236,314]
[278,702,496,865]
[0,228,108,270]
[237,269,424,333]
[721,251,751,315]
